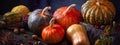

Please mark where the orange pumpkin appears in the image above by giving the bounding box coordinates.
[53,4,83,29]
[41,18,65,44]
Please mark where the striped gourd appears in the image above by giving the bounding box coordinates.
[81,0,116,25]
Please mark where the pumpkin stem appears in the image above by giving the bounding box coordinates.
[63,4,76,15]
[41,6,51,17]
[49,18,55,28]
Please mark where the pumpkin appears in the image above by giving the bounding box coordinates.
[28,7,52,34]
[41,18,65,44]
[66,24,90,45]
[11,5,30,16]
[53,4,83,29]
[81,0,116,25]
[2,12,21,27]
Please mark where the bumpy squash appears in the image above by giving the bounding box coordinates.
[28,7,51,34]
[81,0,116,25]
[11,5,30,16]
[3,12,21,27]
[66,24,90,45]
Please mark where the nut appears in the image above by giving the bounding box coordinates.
[13,28,19,34]
[32,34,38,40]
[20,43,24,45]
[23,34,28,38]
[34,41,38,45]
[38,41,41,44]
[20,28,25,33]
[28,40,33,45]
[100,25,105,30]
[38,41,42,45]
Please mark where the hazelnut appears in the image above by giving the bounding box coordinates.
[34,41,38,45]
[20,43,24,45]
[23,34,28,38]
[100,25,105,30]
[38,41,41,44]
[20,28,25,33]
[38,41,42,45]
[32,34,38,40]
[14,28,19,34]
[28,40,33,45]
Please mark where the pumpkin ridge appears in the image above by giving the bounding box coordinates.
[81,0,116,25]
[99,6,104,24]
[89,5,97,24]
[85,7,91,23]
[97,7,102,24]
[103,6,111,24]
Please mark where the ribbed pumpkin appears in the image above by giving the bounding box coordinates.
[11,5,30,16]
[41,18,65,44]
[53,4,83,29]
[81,0,116,25]
[2,12,21,27]
[28,7,52,34]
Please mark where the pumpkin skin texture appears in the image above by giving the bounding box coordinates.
[53,4,83,29]
[41,18,65,44]
[66,24,90,45]
[11,5,30,16]
[28,7,52,34]
[81,0,116,25]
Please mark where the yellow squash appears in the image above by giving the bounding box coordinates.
[11,5,30,16]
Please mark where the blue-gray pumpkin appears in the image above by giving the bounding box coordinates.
[28,7,52,34]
